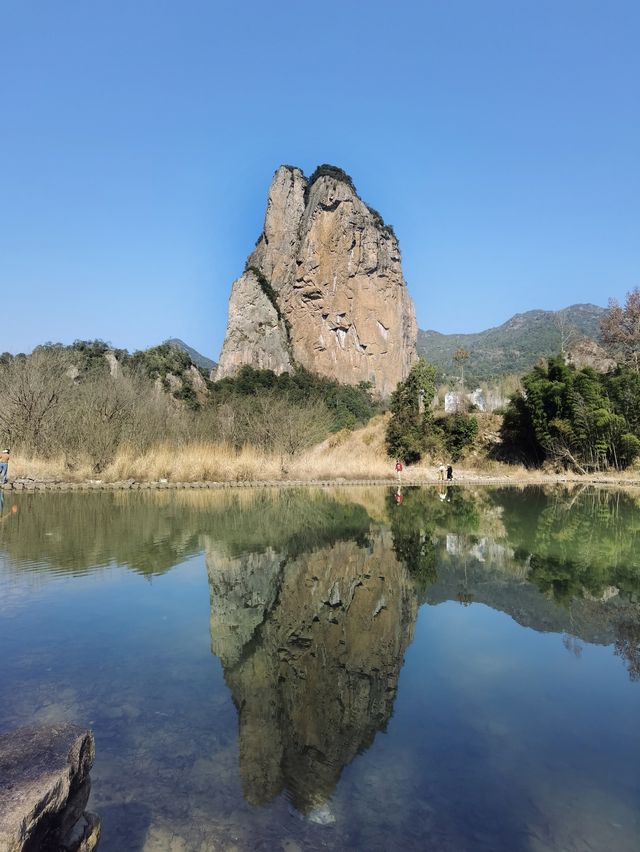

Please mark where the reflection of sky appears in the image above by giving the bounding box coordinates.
[367,601,640,851]
[1,532,640,849]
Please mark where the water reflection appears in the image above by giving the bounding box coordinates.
[206,530,416,818]
[201,483,640,823]
[0,489,371,577]
[1,484,639,849]
[1,485,639,669]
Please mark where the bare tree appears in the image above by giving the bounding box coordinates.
[66,375,139,472]
[600,287,640,372]
[0,348,72,454]
[453,348,470,392]
[237,392,333,471]
[554,311,580,356]
[0,346,344,473]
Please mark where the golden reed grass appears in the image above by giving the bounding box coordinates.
[9,415,639,486]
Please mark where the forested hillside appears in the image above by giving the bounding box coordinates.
[418,303,605,383]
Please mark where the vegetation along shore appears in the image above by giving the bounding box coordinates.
[2,287,640,489]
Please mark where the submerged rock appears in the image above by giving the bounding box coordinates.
[306,802,336,826]
[0,723,100,851]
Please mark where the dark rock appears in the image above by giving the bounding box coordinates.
[0,723,100,851]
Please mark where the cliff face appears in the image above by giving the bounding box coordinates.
[216,165,417,397]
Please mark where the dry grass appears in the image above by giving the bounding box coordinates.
[289,414,393,479]
[10,453,92,482]
[105,443,284,482]
[8,415,395,483]
[8,413,640,486]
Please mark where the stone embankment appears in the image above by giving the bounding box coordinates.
[0,724,100,851]
[2,475,639,492]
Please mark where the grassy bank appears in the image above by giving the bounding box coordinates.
[6,415,640,488]
[8,415,392,483]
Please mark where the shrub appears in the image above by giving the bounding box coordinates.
[306,164,357,199]
[211,365,378,433]
[437,413,479,461]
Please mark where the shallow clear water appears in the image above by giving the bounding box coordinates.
[0,485,639,851]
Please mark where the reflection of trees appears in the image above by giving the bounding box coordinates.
[383,484,640,683]
[386,486,484,593]
[0,489,372,578]
[206,533,417,816]
[494,487,640,603]
[0,492,201,576]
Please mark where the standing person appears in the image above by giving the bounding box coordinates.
[447,464,453,481]
[395,459,403,482]
[0,449,9,485]
[438,463,446,482]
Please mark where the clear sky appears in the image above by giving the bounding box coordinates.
[1,1,638,359]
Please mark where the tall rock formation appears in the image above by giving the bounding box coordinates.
[216,165,417,397]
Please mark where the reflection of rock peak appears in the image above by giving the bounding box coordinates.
[206,532,417,813]
[206,544,284,668]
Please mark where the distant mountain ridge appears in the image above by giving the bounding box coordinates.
[418,303,606,383]
[165,338,217,372]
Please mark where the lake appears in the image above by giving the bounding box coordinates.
[0,485,639,851]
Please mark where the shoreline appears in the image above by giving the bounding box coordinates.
[2,473,640,492]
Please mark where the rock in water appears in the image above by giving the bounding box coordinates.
[216,165,417,397]
[0,723,100,851]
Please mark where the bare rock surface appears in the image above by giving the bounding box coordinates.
[217,165,417,396]
[0,723,99,852]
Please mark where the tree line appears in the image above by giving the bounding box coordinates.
[386,287,640,472]
[0,342,377,473]
[500,288,640,471]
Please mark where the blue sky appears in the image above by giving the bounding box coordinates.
[1,0,638,358]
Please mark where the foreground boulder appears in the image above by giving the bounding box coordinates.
[0,723,100,851]
[216,164,418,397]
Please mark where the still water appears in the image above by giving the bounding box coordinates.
[0,485,639,851]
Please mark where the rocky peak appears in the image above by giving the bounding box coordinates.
[216,164,417,397]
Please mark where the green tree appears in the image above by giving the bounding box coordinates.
[604,367,640,434]
[501,356,640,471]
[385,359,437,463]
[437,412,479,461]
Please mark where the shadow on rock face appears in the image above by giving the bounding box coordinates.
[206,530,418,816]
